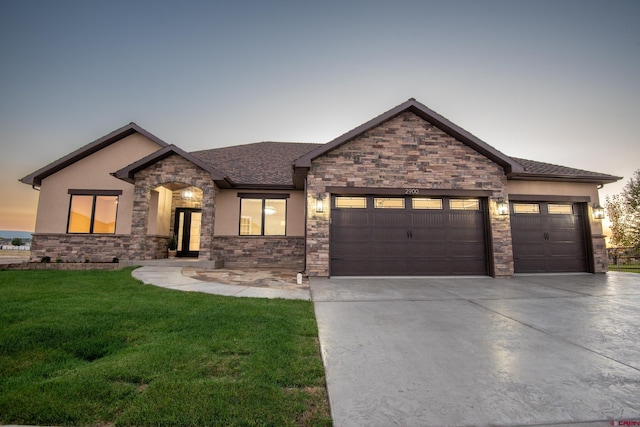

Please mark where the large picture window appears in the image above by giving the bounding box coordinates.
[67,190,120,234]
[239,196,287,236]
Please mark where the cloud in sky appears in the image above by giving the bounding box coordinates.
[1,0,638,231]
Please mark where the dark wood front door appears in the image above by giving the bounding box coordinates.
[510,202,589,273]
[174,208,202,258]
[330,196,488,276]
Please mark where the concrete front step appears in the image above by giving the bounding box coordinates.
[120,259,224,269]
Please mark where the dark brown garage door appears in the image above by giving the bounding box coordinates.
[510,202,589,273]
[330,196,488,276]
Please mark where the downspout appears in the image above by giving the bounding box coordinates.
[303,177,308,275]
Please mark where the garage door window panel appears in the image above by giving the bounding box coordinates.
[412,198,443,210]
[450,199,480,210]
[548,204,573,215]
[335,197,367,209]
[513,203,540,214]
[374,198,405,209]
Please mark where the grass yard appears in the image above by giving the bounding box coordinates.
[0,268,331,426]
[609,263,640,273]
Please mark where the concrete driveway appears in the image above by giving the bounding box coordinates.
[310,272,640,427]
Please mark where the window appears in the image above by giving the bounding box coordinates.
[548,204,573,215]
[513,203,540,214]
[67,193,119,234]
[412,198,443,210]
[239,198,286,235]
[375,198,405,209]
[335,196,367,209]
[450,199,480,210]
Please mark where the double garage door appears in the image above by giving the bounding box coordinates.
[330,195,488,276]
[330,195,591,276]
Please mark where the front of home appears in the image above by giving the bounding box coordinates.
[21,99,620,276]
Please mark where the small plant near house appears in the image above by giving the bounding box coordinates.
[167,234,178,258]
[55,255,63,263]
[40,255,51,263]
[112,257,119,263]
[167,234,178,251]
[11,238,23,247]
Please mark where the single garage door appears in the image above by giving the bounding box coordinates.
[330,195,488,276]
[510,201,589,273]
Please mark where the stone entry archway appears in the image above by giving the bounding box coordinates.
[129,154,216,260]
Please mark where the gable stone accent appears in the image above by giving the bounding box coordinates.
[130,154,216,260]
[305,111,514,277]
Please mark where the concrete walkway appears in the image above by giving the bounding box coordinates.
[132,266,310,300]
[311,272,640,427]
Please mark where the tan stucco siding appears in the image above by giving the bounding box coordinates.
[214,189,305,236]
[34,133,163,234]
[148,186,172,235]
[507,180,600,202]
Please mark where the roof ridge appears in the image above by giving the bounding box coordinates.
[190,141,321,152]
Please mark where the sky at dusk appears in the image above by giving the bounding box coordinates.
[1,0,638,232]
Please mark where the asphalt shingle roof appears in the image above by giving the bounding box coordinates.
[510,157,619,181]
[190,142,619,187]
[191,142,323,186]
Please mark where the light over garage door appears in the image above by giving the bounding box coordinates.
[330,195,488,276]
[510,201,589,273]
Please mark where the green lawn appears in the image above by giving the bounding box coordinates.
[0,269,331,426]
[609,263,640,273]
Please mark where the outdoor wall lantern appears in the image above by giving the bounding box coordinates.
[593,204,605,220]
[496,199,509,216]
[182,190,194,199]
[315,194,324,214]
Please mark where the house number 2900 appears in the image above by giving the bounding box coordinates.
[405,188,420,195]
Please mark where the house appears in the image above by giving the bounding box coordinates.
[20,98,620,276]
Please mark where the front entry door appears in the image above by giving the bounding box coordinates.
[174,208,202,257]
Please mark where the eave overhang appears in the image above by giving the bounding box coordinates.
[20,122,169,187]
[507,172,622,185]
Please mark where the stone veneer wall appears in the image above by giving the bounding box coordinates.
[130,154,216,260]
[30,233,135,262]
[592,235,608,273]
[212,236,305,269]
[305,111,513,277]
[30,234,170,262]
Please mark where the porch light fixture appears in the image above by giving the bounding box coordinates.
[315,194,324,213]
[182,190,194,199]
[264,205,276,216]
[496,199,509,216]
[593,204,605,220]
